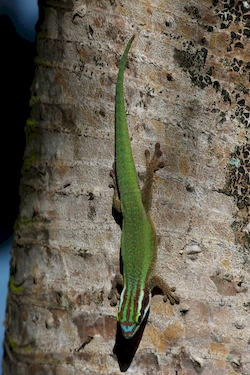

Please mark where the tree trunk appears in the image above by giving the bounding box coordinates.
[3,1,250,374]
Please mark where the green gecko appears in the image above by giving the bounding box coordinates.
[108,35,179,339]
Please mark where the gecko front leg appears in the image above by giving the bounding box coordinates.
[149,275,179,305]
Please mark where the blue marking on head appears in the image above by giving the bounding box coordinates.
[121,324,136,333]
[120,322,138,338]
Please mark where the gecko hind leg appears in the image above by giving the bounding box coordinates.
[141,143,164,213]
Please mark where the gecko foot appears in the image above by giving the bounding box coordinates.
[145,143,164,172]
[108,273,124,306]
[162,286,179,305]
[141,143,164,212]
[109,165,121,214]
[150,275,179,305]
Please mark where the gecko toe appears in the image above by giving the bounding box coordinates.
[155,142,160,151]
[163,293,179,305]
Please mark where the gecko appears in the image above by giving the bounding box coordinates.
[108,35,179,339]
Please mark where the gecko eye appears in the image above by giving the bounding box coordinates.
[135,313,142,324]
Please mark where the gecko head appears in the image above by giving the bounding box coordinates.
[116,287,151,339]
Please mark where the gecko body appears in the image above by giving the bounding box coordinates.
[109,36,179,339]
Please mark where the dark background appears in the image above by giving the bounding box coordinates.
[0,0,38,370]
[0,0,37,235]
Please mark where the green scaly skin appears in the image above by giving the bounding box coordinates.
[108,36,179,339]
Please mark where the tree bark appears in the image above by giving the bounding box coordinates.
[3,0,250,374]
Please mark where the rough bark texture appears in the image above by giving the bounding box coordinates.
[3,0,250,374]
